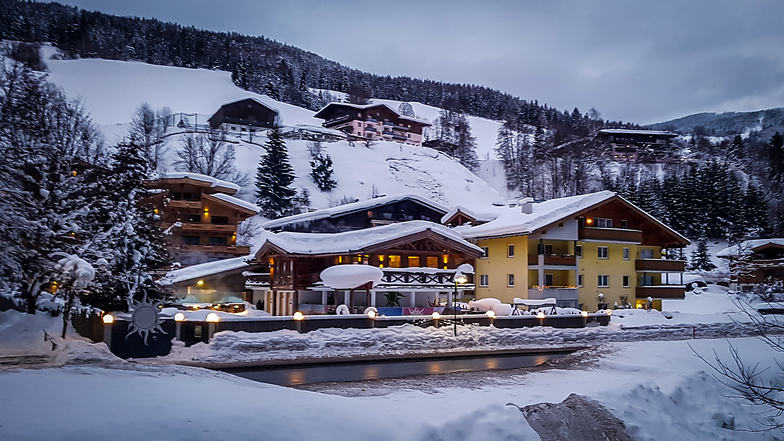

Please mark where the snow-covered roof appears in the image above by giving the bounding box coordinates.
[262,194,449,230]
[159,254,254,285]
[598,128,678,137]
[214,97,279,115]
[716,239,784,258]
[159,172,240,192]
[313,102,431,126]
[260,220,482,255]
[207,192,260,214]
[460,191,617,239]
[440,205,498,224]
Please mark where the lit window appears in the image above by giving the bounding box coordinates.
[389,255,401,268]
[426,256,438,268]
[407,256,420,267]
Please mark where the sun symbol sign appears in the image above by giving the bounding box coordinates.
[126,300,165,345]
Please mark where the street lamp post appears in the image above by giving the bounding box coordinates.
[453,271,468,337]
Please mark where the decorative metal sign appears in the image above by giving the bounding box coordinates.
[126,299,165,345]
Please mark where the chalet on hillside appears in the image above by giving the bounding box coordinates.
[146,173,259,266]
[252,221,482,315]
[717,239,784,291]
[262,194,449,233]
[313,103,430,146]
[207,98,278,133]
[597,129,678,162]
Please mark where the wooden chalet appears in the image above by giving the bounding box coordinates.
[717,239,784,291]
[597,129,678,162]
[146,173,259,266]
[208,98,278,133]
[313,103,430,146]
[263,194,449,233]
[252,221,483,315]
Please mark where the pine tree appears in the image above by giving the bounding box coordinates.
[255,128,297,218]
[310,153,337,191]
[743,182,770,238]
[689,239,716,271]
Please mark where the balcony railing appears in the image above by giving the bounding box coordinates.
[635,285,685,299]
[178,244,250,255]
[324,115,353,126]
[528,254,577,266]
[579,227,642,243]
[167,200,202,210]
[635,259,686,272]
[180,223,237,233]
[380,268,474,287]
[365,126,377,132]
[527,287,579,305]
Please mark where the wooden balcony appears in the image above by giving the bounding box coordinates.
[528,254,577,266]
[635,259,686,272]
[636,285,686,299]
[167,199,202,210]
[180,223,237,233]
[579,227,642,243]
[178,244,250,255]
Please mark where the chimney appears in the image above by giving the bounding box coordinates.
[520,197,534,214]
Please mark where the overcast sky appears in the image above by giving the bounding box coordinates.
[57,0,784,124]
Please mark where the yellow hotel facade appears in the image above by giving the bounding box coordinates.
[446,191,690,310]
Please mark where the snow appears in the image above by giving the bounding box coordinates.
[53,253,95,290]
[159,254,254,285]
[319,265,384,289]
[208,192,260,213]
[262,193,449,230]
[263,220,483,255]
[160,171,241,192]
[716,238,784,257]
[598,128,678,137]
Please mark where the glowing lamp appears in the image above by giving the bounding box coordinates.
[485,310,496,318]
[174,312,186,322]
[454,271,468,284]
[366,310,377,319]
[206,312,220,323]
[293,311,305,321]
[536,311,546,319]
[196,280,205,287]
[432,312,441,320]
[581,311,589,318]
[586,218,593,225]
[102,314,114,324]
[606,310,613,316]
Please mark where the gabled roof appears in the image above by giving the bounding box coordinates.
[313,102,430,126]
[262,194,449,230]
[213,97,279,114]
[598,128,678,138]
[255,220,482,257]
[203,192,260,215]
[441,206,498,225]
[155,172,240,193]
[716,239,784,258]
[458,190,690,246]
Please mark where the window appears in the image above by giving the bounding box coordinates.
[388,255,401,268]
[575,245,582,257]
[426,256,439,268]
[595,218,613,228]
[407,256,420,267]
[544,244,553,255]
[623,247,630,260]
[209,236,227,246]
[640,249,654,259]
[620,219,628,228]
[598,246,609,259]
[211,216,229,225]
[182,236,200,245]
[479,274,489,287]
[623,275,630,287]
[507,244,515,258]
[641,274,654,286]
[598,275,609,287]
[545,274,553,286]
[481,247,489,258]
[577,274,583,287]
[507,274,515,287]
[184,214,200,223]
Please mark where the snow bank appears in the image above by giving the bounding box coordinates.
[320,265,383,289]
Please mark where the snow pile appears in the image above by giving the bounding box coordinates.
[320,265,383,289]
[160,171,240,191]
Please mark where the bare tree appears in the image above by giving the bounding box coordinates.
[175,131,238,180]
[129,102,165,169]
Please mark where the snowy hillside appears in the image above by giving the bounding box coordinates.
[647,106,784,142]
[41,53,502,212]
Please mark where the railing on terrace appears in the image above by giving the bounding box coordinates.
[635,259,686,272]
[381,268,474,286]
[579,227,642,243]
